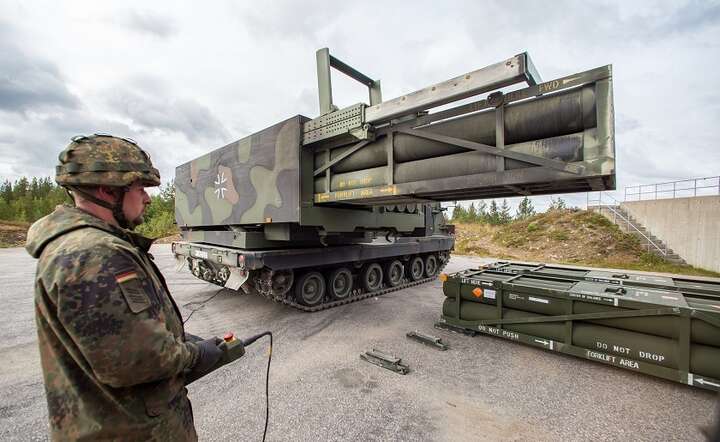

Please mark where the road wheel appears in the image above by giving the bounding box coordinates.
[407,256,424,281]
[295,271,326,307]
[424,254,439,278]
[384,260,404,287]
[327,267,353,300]
[360,263,383,292]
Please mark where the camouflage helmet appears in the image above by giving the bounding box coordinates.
[55,134,161,187]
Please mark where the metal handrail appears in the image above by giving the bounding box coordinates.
[625,176,720,201]
[586,192,668,256]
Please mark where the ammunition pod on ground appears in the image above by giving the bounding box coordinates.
[442,297,720,379]
[443,282,720,347]
[440,264,720,390]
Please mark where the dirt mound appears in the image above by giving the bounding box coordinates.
[453,209,717,277]
[0,221,30,248]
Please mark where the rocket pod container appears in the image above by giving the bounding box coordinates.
[439,263,720,392]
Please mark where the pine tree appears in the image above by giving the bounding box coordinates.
[549,197,567,211]
[499,199,512,224]
[488,200,500,225]
[0,180,11,202]
[516,196,535,220]
[467,202,477,223]
[452,204,467,222]
[477,201,488,223]
[14,177,29,199]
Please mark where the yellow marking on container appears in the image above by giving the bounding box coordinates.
[539,80,561,93]
[379,185,398,194]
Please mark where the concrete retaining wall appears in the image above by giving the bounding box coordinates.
[621,196,720,272]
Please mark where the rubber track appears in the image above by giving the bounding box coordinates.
[278,260,448,312]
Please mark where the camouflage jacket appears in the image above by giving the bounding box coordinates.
[26,205,200,441]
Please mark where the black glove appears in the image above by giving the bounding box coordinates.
[192,337,224,375]
[184,332,204,343]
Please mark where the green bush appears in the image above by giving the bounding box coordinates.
[0,176,177,238]
[549,229,569,241]
[136,210,176,238]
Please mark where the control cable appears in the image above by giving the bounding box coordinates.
[182,289,273,441]
[182,288,224,325]
[242,332,273,442]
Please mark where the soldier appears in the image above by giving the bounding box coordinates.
[25,134,223,441]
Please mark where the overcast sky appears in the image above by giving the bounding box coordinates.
[1,0,718,211]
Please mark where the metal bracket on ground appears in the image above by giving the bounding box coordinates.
[434,320,478,336]
[406,331,448,350]
[360,349,409,374]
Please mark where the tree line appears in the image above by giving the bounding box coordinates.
[0,177,177,237]
[0,177,70,223]
[451,196,567,224]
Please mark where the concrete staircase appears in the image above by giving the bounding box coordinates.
[589,205,687,265]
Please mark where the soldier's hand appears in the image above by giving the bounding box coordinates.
[193,337,224,374]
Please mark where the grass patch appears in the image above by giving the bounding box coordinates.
[582,256,720,278]
[526,221,541,232]
[455,209,720,278]
[549,228,569,241]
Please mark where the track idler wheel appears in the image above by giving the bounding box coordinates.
[327,267,353,300]
[407,256,425,282]
[295,271,326,307]
[271,270,294,300]
[384,260,404,287]
[360,263,383,292]
[424,254,439,278]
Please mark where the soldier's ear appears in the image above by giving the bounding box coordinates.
[96,186,122,204]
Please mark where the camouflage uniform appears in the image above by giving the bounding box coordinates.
[26,135,201,441]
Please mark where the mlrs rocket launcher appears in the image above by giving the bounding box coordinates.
[172,49,616,310]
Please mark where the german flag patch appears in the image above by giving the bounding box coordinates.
[116,271,138,283]
[115,270,151,313]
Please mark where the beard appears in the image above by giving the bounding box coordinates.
[128,213,145,230]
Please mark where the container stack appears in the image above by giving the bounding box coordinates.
[439,261,720,391]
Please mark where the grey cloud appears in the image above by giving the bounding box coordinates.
[453,0,719,53]
[616,114,641,134]
[590,1,720,42]
[618,141,704,186]
[105,76,230,143]
[0,108,135,180]
[0,22,80,115]
[114,10,177,38]
[657,0,720,35]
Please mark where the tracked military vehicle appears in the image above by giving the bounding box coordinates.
[172,49,616,311]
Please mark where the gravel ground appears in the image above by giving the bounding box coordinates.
[0,245,717,441]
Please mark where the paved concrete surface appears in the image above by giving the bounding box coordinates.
[0,245,717,441]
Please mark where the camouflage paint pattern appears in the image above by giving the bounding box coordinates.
[26,205,199,441]
[56,135,161,188]
[175,116,304,228]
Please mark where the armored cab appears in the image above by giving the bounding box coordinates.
[172,50,616,310]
